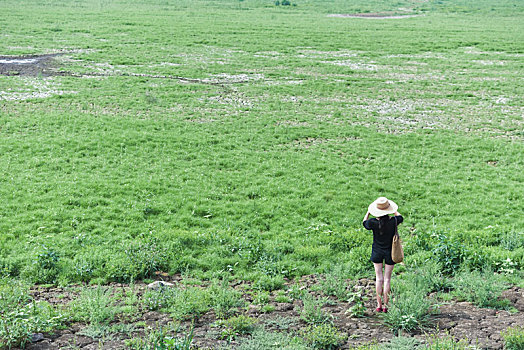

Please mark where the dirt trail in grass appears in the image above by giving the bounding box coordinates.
[327,13,422,19]
[0,54,244,89]
[22,276,524,350]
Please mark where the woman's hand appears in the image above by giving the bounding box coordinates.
[363,211,371,222]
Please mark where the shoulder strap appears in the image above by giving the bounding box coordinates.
[394,216,398,236]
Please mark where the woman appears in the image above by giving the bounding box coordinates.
[363,197,403,313]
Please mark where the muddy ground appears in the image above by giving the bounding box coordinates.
[0,54,66,77]
[20,275,524,350]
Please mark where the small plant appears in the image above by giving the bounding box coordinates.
[22,245,61,284]
[254,274,284,292]
[382,282,436,334]
[502,325,524,350]
[235,327,309,350]
[123,234,169,280]
[500,231,524,251]
[209,279,245,319]
[299,293,332,325]
[424,333,472,350]
[169,287,212,321]
[143,285,179,311]
[345,286,368,318]
[415,261,450,293]
[260,304,275,313]
[301,323,347,349]
[388,336,421,349]
[253,290,270,305]
[263,315,299,331]
[69,286,119,325]
[215,315,257,341]
[126,323,194,350]
[274,290,292,303]
[320,266,350,300]
[287,282,306,300]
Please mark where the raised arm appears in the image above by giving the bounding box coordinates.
[394,211,401,216]
[363,211,371,222]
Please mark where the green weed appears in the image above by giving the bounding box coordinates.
[345,286,368,318]
[0,278,65,349]
[502,325,524,350]
[208,279,245,319]
[423,333,473,350]
[214,315,257,341]
[451,269,510,309]
[382,279,437,334]
[301,323,347,350]
[320,265,350,300]
[299,293,333,325]
[234,327,309,350]
[69,286,119,325]
[126,323,194,350]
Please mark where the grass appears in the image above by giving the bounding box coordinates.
[0,0,523,346]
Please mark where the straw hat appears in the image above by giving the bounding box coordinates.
[368,197,398,217]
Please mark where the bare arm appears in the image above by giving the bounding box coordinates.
[394,211,401,216]
[363,211,371,222]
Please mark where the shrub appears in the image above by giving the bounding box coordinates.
[21,245,61,284]
[432,233,465,275]
[502,325,524,350]
[451,269,509,309]
[302,323,347,349]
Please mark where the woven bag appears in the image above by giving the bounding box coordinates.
[391,217,404,263]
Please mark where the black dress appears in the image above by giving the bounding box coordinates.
[363,215,403,265]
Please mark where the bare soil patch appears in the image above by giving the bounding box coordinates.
[0,54,65,77]
[328,13,422,19]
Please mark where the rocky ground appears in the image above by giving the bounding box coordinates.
[19,275,524,350]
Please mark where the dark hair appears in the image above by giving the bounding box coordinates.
[377,215,389,235]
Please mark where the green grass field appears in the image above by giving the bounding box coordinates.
[0,0,523,346]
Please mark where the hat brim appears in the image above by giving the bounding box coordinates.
[368,200,398,217]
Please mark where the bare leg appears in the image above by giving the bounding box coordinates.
[383,264,395,307]
[373,263,384,309]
